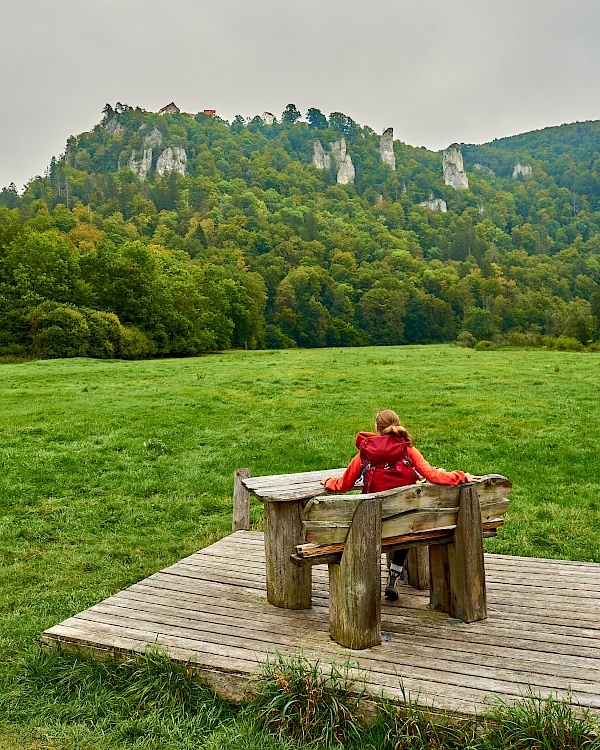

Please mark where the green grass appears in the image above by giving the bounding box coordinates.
[0,344,599,747]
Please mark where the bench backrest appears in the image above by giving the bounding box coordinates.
[297,474,511,553]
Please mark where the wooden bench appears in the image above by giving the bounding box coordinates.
[235,469,512,650]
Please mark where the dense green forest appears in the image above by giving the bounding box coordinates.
[1,104,600,358]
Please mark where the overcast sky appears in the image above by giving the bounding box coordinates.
[2,0,599,189]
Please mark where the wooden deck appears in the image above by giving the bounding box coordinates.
[42,531,600,717]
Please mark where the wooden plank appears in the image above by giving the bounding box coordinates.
[232,468,251,532]
[329,497,382,649]
[303,499,510,545]
[304,475,512,521]
[102,593,600,685]
[243,468,347,489]
[296,520,504,559]
[264,500,312,609]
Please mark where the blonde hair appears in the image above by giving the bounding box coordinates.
[375,409,414,446]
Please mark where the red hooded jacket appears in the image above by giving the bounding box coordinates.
[322,432,468,493]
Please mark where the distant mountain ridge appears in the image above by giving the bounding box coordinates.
[0,104,599,359]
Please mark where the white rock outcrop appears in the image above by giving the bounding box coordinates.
[128,149,153,179]
[443,145,469,190]
[143,128,163,148]
[420,192,447,212]
[330,138,355,184]
[312,140,331,170]
[312,139,355,183]
[380,127,396,170]
[156,147,187,176]
[513,163,532,179]
[105,117,123,136]
[261,111,275,126]
[473,163,495,175]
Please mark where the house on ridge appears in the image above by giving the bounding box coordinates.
[159,102,180,115]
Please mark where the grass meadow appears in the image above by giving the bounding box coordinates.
[0,344,599,748]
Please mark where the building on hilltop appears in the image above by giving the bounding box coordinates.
[159,102,180,115]
[203,109,217,117]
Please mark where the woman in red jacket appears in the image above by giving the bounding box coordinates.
[321,409,480,600]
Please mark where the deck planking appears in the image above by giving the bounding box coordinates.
[42,531,600,717]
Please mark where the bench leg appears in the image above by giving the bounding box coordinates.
[429,544,451,612]
[449,484,487,622]
[407,546,430,590]
[328,497,382,649]
[428,484,487,622]
[264,500,312,609]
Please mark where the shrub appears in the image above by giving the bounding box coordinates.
[475,340,496,351]
[507,331,544,347]
[548,335,585,352]
[262,324,297,349]
[456,331,476,348]
[29,304,90,358]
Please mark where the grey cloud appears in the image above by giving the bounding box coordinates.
[1,0,599,188]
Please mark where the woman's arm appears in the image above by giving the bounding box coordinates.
[408,446,476,485]
[321,453,363,492]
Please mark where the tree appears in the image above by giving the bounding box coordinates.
[281,104,301,126]
[306,108,327,130]
[462,307,498,341]
[328,112,357,136]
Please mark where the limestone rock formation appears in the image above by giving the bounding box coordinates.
[473,163,495,175]
[312,140,331,170]
[330,138,355,184]
[443,145,469,190]
[143,128,163,148]
[105,117,123,136]
[312,138,355,184]
[420,192,447,212]
[156,147,187,176]
[380,127,396,170]
[261,111,275,126]
[128,149,153,179]
[513,163,532,179]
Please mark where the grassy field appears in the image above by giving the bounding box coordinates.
[0,344,599,748]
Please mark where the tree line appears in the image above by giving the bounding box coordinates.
[0,104,599,358]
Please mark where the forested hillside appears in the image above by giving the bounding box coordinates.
[1,103,599,358]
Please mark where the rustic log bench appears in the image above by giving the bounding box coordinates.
[235,469,512,650]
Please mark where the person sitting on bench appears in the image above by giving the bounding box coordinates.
[320,409,481,600]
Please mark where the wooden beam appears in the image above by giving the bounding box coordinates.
[329,497,382,649]
[303,500,509,545]
[293,522,503,565]
[264,500,312,610]
[304,475,512,521]
[448,484,487,623]
[232,469,251,532]
[407,546,430,590]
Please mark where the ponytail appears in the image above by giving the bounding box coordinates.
[375,409,415,446]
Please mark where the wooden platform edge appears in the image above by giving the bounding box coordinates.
[40,631,494,721]
[41,631,255,704]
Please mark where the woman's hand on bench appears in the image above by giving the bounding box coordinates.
[464,473,482,482]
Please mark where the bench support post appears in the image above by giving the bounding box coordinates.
[232,468,251,532]
[407,546,430,590]
[328,497,382,649]
[428,484,487,622]
[264,500,312,610]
